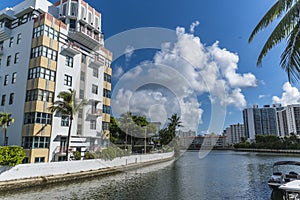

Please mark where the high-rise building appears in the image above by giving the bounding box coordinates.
[277,104,300,136]
[0,0,112,163]
[243,105,279,140]
[223,123,245,145]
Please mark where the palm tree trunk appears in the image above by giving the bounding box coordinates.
[66,119,73,161]
[4,128,7,146]
[125,127,128,150]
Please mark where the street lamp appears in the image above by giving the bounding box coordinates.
[142,125,147,154]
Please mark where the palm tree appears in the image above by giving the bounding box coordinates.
[167,113,183,138]
[0,112,14,146]
[48,89,87,161]
[119,112,134,150]
[249,0,300,82]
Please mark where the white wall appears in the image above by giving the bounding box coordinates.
[0,152,174,182]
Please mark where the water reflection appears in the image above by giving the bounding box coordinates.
[1,151,299,200]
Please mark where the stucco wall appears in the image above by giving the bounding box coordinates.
[0,152,174,182]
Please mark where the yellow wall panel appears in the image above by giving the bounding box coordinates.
[104,67,112,75]
[50,60,57,71]
[52,40,58,50]
[102,97,111,106]
[104,82,111,90]
[29,59,35,68]
[22,124,52,137]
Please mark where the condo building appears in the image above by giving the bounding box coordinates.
[277,104,300,137]
[0,0,112,163]
[223,123,245,145]
[243,105,279,140]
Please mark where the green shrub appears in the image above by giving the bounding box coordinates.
[73,151,81,160]
[0,146,25,166]
[84,152,95,159]
[100,146,130,160]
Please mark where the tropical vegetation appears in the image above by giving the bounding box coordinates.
[249,0,300,82]
[48,89,87,161]
[0,146,25,166]
[0,112,14,146]
[234,134,300,149]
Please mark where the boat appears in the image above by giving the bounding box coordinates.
[268,161,300,190]
[279,180,300,200]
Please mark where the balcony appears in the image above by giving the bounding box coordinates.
[69,25,104,50]
[0,26,11,42]
[89,54,105,68]
[61,41,81,55]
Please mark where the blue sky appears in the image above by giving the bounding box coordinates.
[3,0,299,134]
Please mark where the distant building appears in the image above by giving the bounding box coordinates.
[223,123,245,145]
[176,130,196,138]
[277,104,300,137]
[181,134,227,149]
[243,105,279,140]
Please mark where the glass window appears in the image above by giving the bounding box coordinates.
[61,115,69,127]
[14,52,19,64]
[93,67,98,77]
[92,84,98,94]
[65,55,73,67]
[9,93,14,105]
[90,120,96,130]
[64,74,72,86]
[12,72,16,84]
[17,33,21,44]
[4,75,8,85]
[6,55,11,66]
[9,37,13,47]
[34,157,45,163]
[1,95,5,106]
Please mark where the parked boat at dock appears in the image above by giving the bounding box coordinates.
[268,161,300,190]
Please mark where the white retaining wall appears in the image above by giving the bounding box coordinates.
[0,152,174,182]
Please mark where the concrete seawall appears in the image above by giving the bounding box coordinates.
[235,148,300,154]
[0,152,174,191]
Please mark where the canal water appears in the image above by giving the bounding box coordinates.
[1,151,300,200]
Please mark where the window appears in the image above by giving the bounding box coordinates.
[26,89,54,103]
[1,95,5,106]
[6,55,11,66]
[12,72,16,84]
[28,67,56,81]
[17,33,21,44]
[88,12,92,24]
[9,37,13,47]
[34,157,45,163]
[90,120,96,130]
[14,52,19,64]
[65,55,73,67]
[62,4,67,16]
[81,6,85,19]
[4,75,8,85]
[9,93,14,105]
[93,67,98,77]
[61,115,69,127]
[102,122,109,131]
[80,71,85,81]
[92,84,98,94]
[24,112,52,124]
[33,25,59,40]
[64,74,72,86]
[104,73,111,83]
[103,89,111,98]
[31,46,57,61]
[22,157,29,164]
[103,105,111,114]
[105,59,111,68]
[69,19,76,30]
[71,2,77,16]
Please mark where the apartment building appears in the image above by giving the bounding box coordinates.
[223,123,245,145]
[0,0,112,163]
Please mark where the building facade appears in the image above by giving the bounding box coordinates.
[243,105,279,140]
[277,104,300,137]
[223,123,245,145]
[0,0,112,163]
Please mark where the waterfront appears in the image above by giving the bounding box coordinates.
[1,151,300,200]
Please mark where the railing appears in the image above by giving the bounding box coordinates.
[79,25,103,44]
[91,108,102,116]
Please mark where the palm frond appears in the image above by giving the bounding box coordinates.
[249,0,297,43]
[280,22,300,82]
[256,2,300,66]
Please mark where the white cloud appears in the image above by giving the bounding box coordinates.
[124,45,134,62]
[272,82,300,106]
[259,94,266,99]
[113,66,124,78]
[112,26,257,132]
[189,21,200,33]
